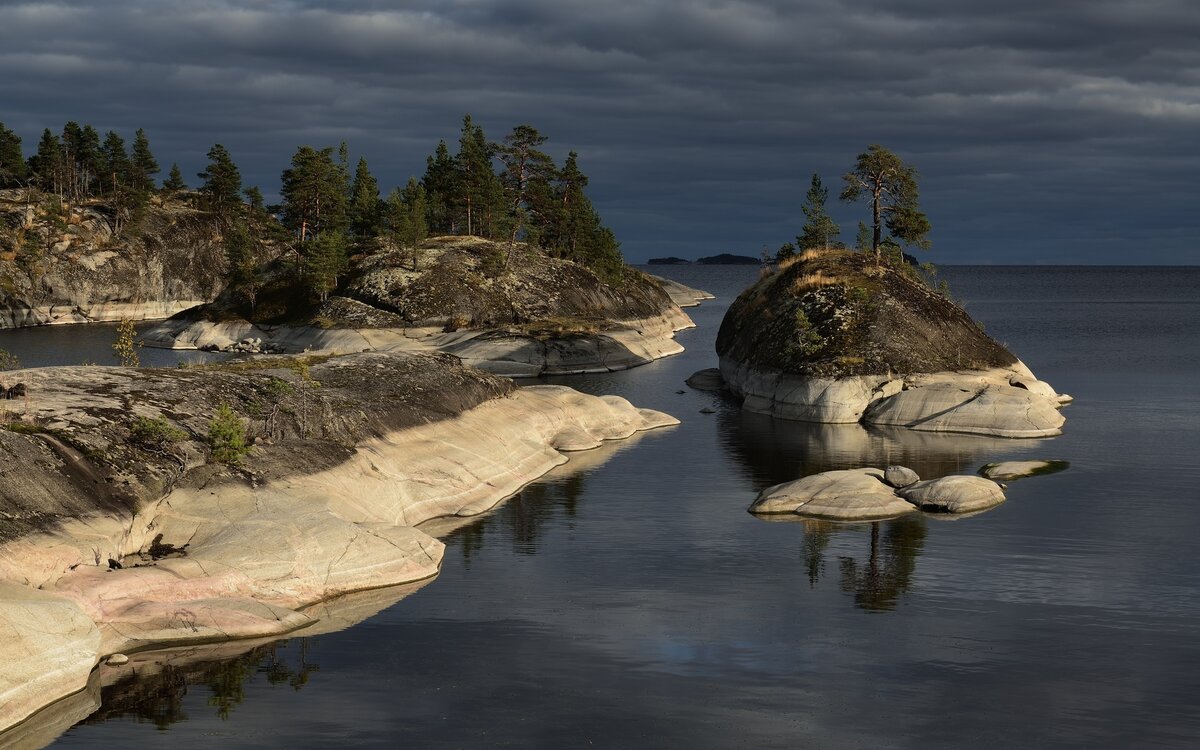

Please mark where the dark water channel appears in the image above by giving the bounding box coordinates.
[10,266,1200,748]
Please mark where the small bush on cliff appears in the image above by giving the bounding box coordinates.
[207,404,248,464]
[131,415,187,449]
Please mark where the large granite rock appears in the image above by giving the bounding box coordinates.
[715,249,1068,437]
[0,583,100,731]
[750,468,916,521]
[898,475,1007,513]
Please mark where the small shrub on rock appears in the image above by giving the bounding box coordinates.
[207,404,249,464]
[130,416,188,449]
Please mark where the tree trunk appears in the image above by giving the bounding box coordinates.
[871,185,882,264]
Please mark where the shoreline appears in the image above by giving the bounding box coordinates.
[0,358,678,734]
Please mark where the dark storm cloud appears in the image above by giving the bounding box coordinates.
[1,0,1196,262]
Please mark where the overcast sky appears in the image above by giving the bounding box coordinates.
[1,0,1197,263]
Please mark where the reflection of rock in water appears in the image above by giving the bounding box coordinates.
[1,582,431,742]
[718,406,1048,488]
[422,432,644,561]
[84,639,318,728]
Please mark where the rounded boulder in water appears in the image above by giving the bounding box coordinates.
[884,465,920,488]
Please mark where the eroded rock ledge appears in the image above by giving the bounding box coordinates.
[0,352,677,732]
[713,250,1070,438]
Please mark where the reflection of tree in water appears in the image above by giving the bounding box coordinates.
[833,516,926,612]
[84,638,319,729]
[445,473,589,562]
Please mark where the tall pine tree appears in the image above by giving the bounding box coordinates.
[0,122,26,187]
[348,157,381,239]
[197,144,243,218]
[797,173,840,250]
[130,128,159,197]
[422,140,456,234]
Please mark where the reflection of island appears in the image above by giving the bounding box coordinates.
[719,407,1042,612]
[717,406,1049,488]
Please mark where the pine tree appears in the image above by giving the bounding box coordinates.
[854,221,871,252]
[0,122,26,187]
[302,231,349,301]
[401,178,428,270]
[100,131,130,197]
[348,157,381,238]
[453,115,503,237]
[499,124,557,249]
[129,128,159,196]
[197,144,243,217]
[797,173,840,250]
[243,185,266,215]
[28,129,63,197]
[162,162,187,193]
[280,146,348,241]
[543,151,624,282]
[840,145,931,263]
[422,140,456,234]
[224,219,262,313]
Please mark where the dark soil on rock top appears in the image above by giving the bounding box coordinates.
[715,250,1017,377]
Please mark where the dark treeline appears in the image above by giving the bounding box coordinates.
[0,115,625,301]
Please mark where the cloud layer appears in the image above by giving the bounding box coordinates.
[2,0,1197,262]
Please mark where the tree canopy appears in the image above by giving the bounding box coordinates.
[840,144,930,263]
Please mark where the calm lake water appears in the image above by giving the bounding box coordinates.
[8,265,1200,748]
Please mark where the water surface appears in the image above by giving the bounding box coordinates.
[12,266,1200,748]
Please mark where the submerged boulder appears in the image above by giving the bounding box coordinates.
[979,460,1069,481]
[715,249,1067,437]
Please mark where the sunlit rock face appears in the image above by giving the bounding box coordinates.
[0,350,677,733]
[715,249,1068,437]
[0,191,227,328]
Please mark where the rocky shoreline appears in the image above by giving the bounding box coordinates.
[0,352,678,733]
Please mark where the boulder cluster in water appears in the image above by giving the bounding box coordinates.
[750,458,1068,522]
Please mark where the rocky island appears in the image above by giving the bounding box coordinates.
[712,249,1070,437]
[0,351,678,732]
[144,236,706,377]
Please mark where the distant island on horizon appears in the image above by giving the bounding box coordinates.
[649,253,761,265]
